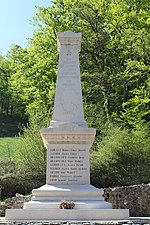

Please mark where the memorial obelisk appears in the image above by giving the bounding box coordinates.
[41,31,95,186]
[6,31,129,221]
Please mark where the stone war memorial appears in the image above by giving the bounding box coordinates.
[5,31,129,221]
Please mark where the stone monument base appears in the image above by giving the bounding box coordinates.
[5,184,129,221]
[5,208,129,221]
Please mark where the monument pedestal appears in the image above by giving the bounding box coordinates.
[5,31,129,221]
[6,184,129,221]
[24,184,110,209]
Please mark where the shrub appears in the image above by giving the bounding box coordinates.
[0,172,44,199]
[90,126,150,187]
[0,112,51,199]
[13,121,46,183]
[0,157,45,199]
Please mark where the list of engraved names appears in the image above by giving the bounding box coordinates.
[48,147,88,184]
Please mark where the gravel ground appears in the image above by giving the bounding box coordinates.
[0,217,150,225]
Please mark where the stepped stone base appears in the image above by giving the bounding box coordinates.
[5,209,129,221]
[5,184,129,221]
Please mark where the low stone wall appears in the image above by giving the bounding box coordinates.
[0,184,149,217]
[103,183,150,217]
[0,193,31,217]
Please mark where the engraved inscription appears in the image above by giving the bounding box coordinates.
[48,147,88,184]
[59,63,78,77]
[59,45,79,78]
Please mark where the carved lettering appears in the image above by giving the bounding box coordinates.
[47,147,88,184]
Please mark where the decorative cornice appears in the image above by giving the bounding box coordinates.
[40,127,96,147]
[57,31,82,52]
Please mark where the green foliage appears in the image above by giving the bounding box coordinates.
[1,115,49,198]
[0,160,26,198]
[0,113,49,199]
[13,119,47,180]
[4,0,149,128]
[0,55,12,115]
[0,168,43,199]
[0,159,16,176]
[8,32,57,118]
[0,137,19,158]
[90,125,150,187]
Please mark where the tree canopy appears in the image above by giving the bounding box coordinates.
[1,0,149,129]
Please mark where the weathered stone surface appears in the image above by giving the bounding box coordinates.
[50,31,86,128]
[40,31,96,186]
[104,184,150,217]
[0,193,31,216]
[42,138,95,185]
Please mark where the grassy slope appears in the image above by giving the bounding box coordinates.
[0,115,27,158]
[0,137,20,158]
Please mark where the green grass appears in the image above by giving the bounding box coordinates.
[0,137,20,159]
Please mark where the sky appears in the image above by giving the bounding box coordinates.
[0,0,52,56]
